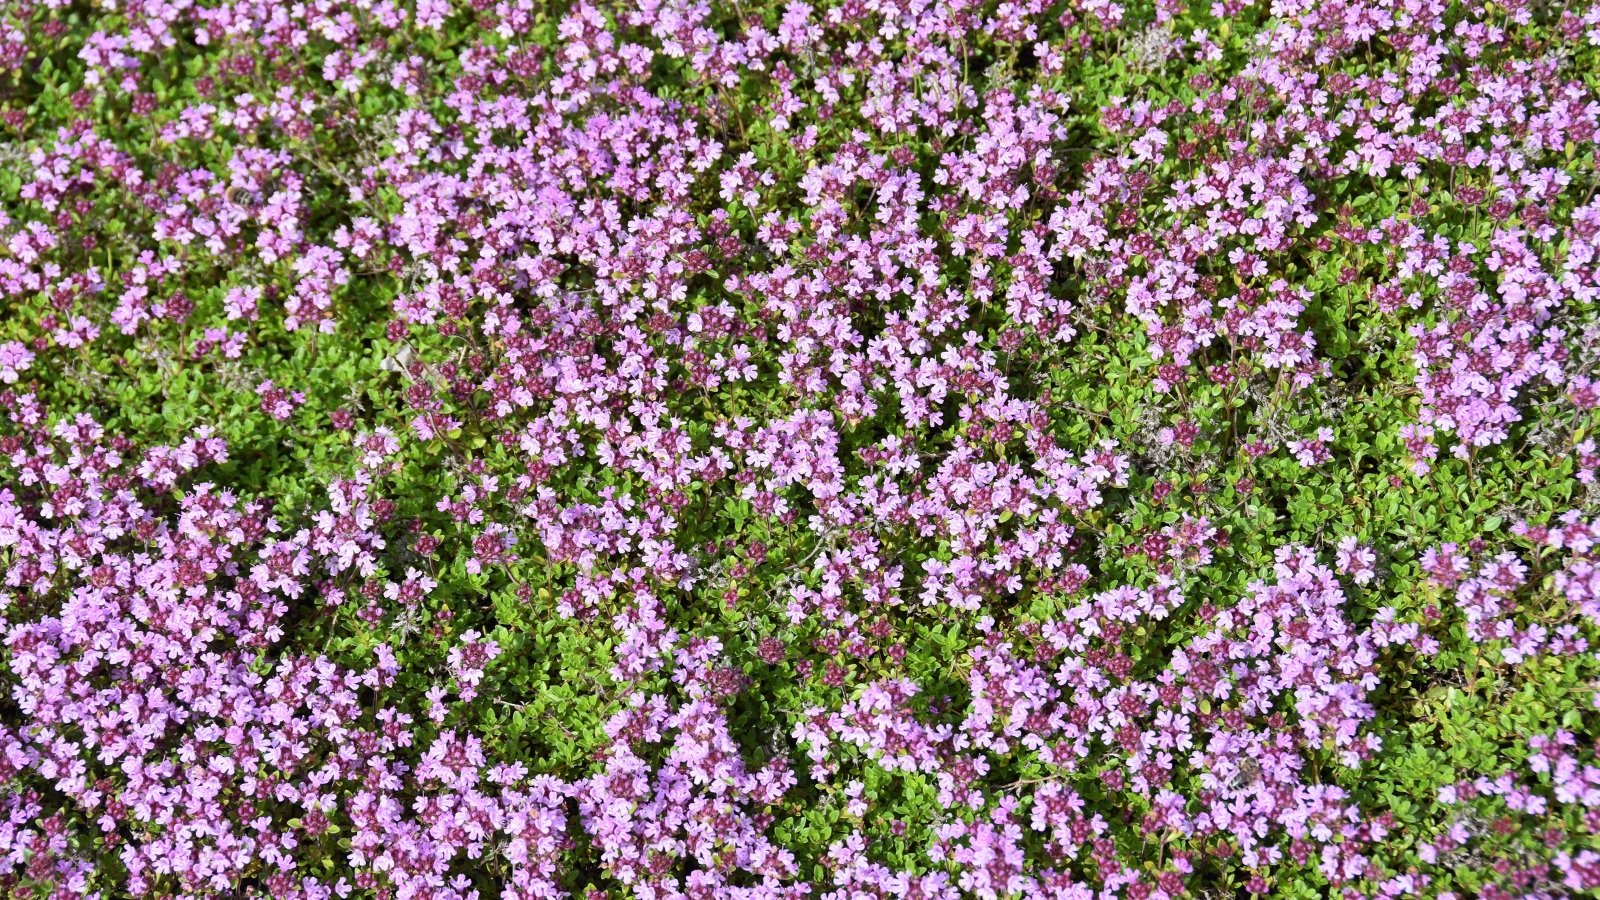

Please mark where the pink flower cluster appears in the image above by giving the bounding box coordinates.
[2,0,1600,897]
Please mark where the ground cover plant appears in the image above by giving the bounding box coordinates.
[2,0,1600,897]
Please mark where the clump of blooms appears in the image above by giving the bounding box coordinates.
[2,0,1600,898]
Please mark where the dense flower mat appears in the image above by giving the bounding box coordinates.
[2,0,1600,897]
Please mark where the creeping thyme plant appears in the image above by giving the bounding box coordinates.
[4,0,1600,897]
